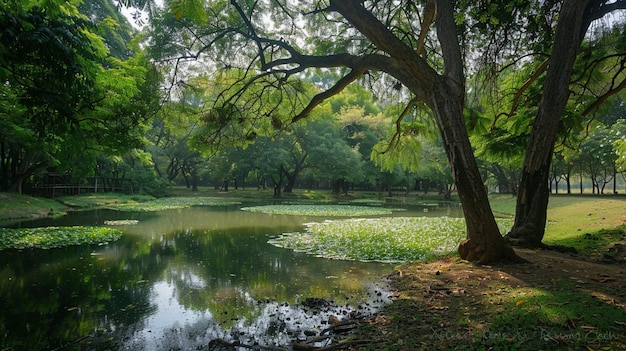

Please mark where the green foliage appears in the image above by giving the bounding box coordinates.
[612,119,626,172]
[0,226,122,250]
[0,193,68,222]
[0,0,162,193]
[270,217,513,262]
[0,2,104,136]
[371,134,423,173]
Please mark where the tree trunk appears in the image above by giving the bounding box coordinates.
[428,78,519,263]
[8,175,25,194]
[283,168,299,193]
[331,0,521,263]
[506,0,590,248]
[191,171,198,192]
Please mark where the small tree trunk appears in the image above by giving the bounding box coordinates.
[191,171,198,192]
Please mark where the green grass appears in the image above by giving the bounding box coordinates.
[0,193,68,222]
[483,280,626,350]
[489,194,626,253]
[0,226,123,250]
[488,195,518,216]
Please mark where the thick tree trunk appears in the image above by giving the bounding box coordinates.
[332,0,521,263]
[506,0,590,248]
[428,79,519,263]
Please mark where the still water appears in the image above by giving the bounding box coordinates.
[0,202,462,350]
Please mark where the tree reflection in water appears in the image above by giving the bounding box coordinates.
[0,205,452,349]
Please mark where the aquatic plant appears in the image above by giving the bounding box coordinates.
[240,204,398,216]
[0,226,123,250]
[348,199,385,205]
[270,217,513,262]
[109,197,241,211]
[104,220,139,225]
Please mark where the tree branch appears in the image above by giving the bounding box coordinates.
[582,67,626,116]
[492,58,550,128]
[292,67,367,123]
[379,96,420,154]
[329,0,436,92]
[582,0,626,37]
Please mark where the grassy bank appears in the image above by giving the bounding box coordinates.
[489,194,626,255]
[0,193,69,223]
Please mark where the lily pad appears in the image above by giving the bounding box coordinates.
[240,204,399,216]
[104,220,139,225]
[270,217,513,262]
[109,197,241,212]
[0,226,123,250]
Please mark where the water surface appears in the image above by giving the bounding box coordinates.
[0,202,461,350]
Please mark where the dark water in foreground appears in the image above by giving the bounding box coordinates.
[0,202,461,350]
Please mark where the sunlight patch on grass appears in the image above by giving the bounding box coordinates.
[270,217,513,262]
[241,204,398,216]
[0,226,123,250]
[486,281,626,349]
[542,197,626,245]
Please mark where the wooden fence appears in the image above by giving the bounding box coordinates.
[34,173,133,198]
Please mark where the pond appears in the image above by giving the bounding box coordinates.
[0,201,462,350]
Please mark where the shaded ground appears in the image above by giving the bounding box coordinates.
[350,249,626,350]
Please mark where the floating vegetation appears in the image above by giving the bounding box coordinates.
[270,217,513,262]
[109,197,241,212]
[240,204,398,216]
[349,199,385,205]
[0,226,123,250]
[104,220,139,225]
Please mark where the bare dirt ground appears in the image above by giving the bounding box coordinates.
[351,248,626,350]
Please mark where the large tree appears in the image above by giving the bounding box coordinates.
[134,0,520,263]
[504,0,626,247]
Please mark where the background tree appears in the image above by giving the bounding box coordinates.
[0,0,160,194]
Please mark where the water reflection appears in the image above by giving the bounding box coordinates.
[0,203,461,350]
